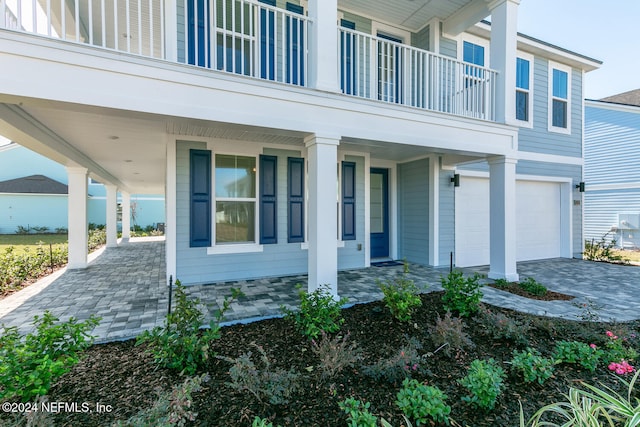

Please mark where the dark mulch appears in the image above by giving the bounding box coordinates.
[487,283,575,301]
[4,292,639,427]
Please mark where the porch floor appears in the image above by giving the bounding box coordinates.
[1,238,639,343]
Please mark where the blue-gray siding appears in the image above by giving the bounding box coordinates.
[411,25,429,50]
[398,158,429,264]
[439,167,455,266]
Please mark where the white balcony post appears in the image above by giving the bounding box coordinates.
[305,134,339,297]
[428,155,440,266]
[105,184,118,247]
[121,191,131,240]
[308,0,339,92]
[165,137,177,285]
[488,156,519,282]
[164,0,177,61]
[67,167,88,269]
[489,0,519,125]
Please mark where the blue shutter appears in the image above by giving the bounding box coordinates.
[190,149,211,247]
[288,157,305,243]
[260,155,278,244]
[260,0,276,80]
[187,0,209,67]
[342,161,356,240]
[286,3,305,85]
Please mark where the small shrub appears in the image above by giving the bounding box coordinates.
[339,398,378,427]
[440,270,483,317]
[219,343,299,405]
[493,278,510,288]
[604,330,638,366]
[0,244,69,294]
[137,281,241,375]
[88,228,107,252]
[251,417,280,427]
[310,331,362,378]
[459,359,506,410]
[553,341,603,372]
[281,285,347,339]
[396,378,451,426]
[363,337,426,384]
[510,348,555,384]
[476,308,530,347]
[429,312,474,356]
[378,262,423,322]
[0,311,100,401]
[115,374,208,427]
[15,225,30,234]
[518,277,547,297]
[583,232,624,263]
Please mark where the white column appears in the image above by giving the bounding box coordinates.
[308,0,339,92]
[489,0,519,125]
[488,156,519,281]
[427,18,441,53]
[121,191,131,240]
[165,138,177,284]
[164,0,178,62]
[428,156,440,266]
[66,167,88,269]
[105,184,118,247]
[305,134,339,297]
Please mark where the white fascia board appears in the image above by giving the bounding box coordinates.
[585,99,640,115]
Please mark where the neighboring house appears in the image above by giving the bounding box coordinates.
[0,0,600,293]
[584,89,640,249]
[0,143,165,234]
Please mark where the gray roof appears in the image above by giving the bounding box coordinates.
[599,89,640,107]
[0,175,68,194]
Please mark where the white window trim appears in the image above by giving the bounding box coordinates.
[371,21,411,43]
[548,61,572,135]
[515,51,534,128]
[457,33,490,65]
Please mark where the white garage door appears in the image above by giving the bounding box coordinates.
[455,177,562,267]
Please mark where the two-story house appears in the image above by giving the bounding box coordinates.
[0,0,600,295]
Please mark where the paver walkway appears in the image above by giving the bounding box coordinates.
[1,238,639,343]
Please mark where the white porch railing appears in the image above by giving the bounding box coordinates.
[338,27,498,121]
[0,0,165,58]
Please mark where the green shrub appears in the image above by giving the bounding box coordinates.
[137,281,241,375]
[603,330,638,365]
[430,311,474,356]
[493,278,510,288]
[0,244,68,294]
[87,228,107,252]
[440,270,483,317]
[0,311,100,401]
[281,285,347,339]
[339,398,378,427]
[583,233,624,263]
[396,378,451,426]
[363,337,425,384]
[310,331,362,378]
[510,348,555,384]
[219,343,299,405]
[518,277,547,297]
[476,308,530,347]
[378,262,423,322]
[553,341,603,372]
[459,359,506,410]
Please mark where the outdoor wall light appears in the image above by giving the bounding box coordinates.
[576,182,585,192]
[451,174,460,187]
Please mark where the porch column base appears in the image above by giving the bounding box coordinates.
[67,167,88,269]
[106,184,118,248]
[305,134,339,298]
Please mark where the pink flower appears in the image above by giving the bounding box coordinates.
[606,331,614,337]
[609,362,618,371]
[590,343,597,349]
[616,368,625,375]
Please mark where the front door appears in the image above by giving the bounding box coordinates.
[370,168,389,258]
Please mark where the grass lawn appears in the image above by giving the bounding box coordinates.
[0,233,68,253]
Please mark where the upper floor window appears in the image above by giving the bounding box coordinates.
[516,54,533,126]
[463,41,485,66]
[548,62,571,134]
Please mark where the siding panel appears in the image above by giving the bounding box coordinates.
[398,158,429,264]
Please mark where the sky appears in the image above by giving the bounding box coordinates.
[517,0,640,100]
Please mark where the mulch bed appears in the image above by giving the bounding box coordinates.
[3,292,639,427]
[487,283,575,301]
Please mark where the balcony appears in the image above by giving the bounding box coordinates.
[0,0,498,122]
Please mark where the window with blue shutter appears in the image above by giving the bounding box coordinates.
[342,161,356,240]
[288,157,305,243]
[190,149,211,247]
[286,3,305,86]
[259,155,277,244]
[259,0,276,80]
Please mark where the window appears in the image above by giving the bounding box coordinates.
[515,55,533,124]
[214,154,256,244]
[548,62,571,133]
[463,41,484,66]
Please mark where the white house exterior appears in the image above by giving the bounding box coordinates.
[0,0,600,294]
[584,90,640,249]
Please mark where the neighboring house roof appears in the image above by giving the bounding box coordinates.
[0,175,68,194]
[599,89,640,107]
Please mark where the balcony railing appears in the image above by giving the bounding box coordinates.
[0,0,497,121]
[339,27,498,121]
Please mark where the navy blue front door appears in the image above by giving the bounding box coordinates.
[370,168,389,258]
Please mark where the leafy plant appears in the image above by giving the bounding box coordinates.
[251,416,282,427]
[510,348,555,385]
[281,285,347,339]
[429,311,475,356]
[218,343,300,405]
[440,270,483,317]
[115,374,208,427]
[476,307,530,346]
[0,244,68,295]
[553,341,603,373]
[310,331,362,378]
[518,277,547,297]
[363,337,426,384]
[459,358,506,410]
[583,232,626,264]
[378,262,423,322]
[339,398,379,427]
[137,281,241,375]
[396,378,451,426]
[0,311,100,401]
[604,330,638,366]
[493,278,510,288]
